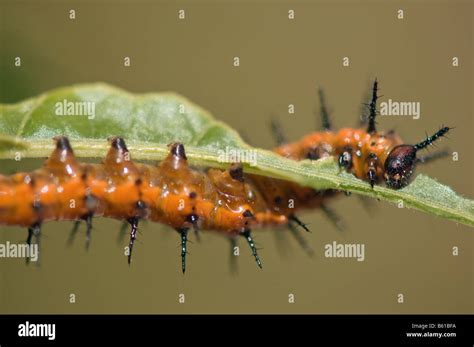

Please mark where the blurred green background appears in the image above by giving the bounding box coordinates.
[0,0,472,314]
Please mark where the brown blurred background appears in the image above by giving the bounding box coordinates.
[0,0,472,314]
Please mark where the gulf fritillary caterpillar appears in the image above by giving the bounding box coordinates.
[0,80,451,272]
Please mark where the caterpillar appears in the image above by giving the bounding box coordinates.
[0,80,451,272]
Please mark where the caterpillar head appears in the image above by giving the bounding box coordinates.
[383,145,417,189]
[384,126,451,189]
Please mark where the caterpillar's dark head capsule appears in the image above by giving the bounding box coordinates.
[384,145,417,189]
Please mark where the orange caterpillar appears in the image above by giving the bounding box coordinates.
[0,80,450,272]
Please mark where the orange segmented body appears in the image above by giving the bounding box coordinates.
[0,80,451,272]
[276,128,403,184]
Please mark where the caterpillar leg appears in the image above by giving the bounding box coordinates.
[287,222,314,257]
[366,153,380,188]
[241,229,262,269]
[127,217,139,265]
[186,213,200,242]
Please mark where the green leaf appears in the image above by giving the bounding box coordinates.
[0,83,472,227]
